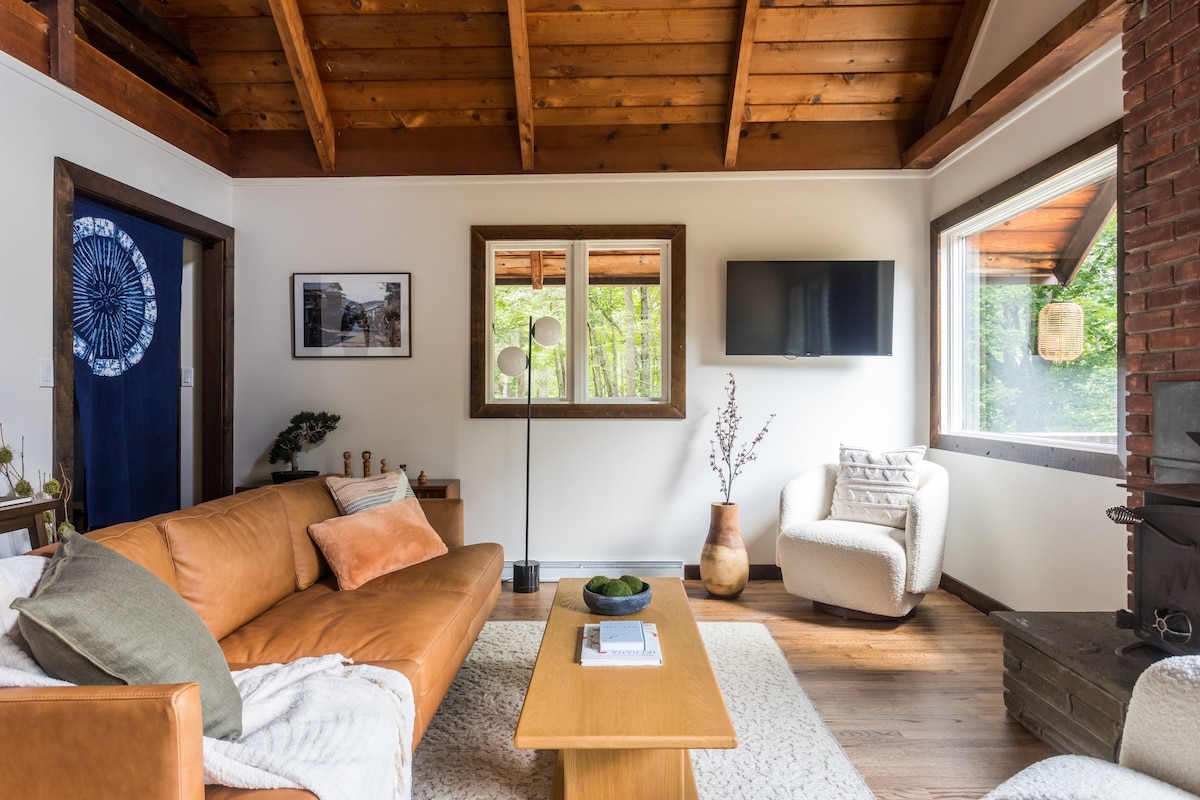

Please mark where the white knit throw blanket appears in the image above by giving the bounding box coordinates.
[1,556,414,800]
[205,655,414,800]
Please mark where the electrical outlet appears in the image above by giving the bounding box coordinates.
[180,367,194,388]
[38,358,53,388]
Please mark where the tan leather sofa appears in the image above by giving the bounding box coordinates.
[0,476,504,799]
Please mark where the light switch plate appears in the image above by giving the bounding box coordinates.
[37,358,53,387]
[180,367,194,388]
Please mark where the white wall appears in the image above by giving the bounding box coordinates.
[0,52,232,552]
[953,0,1089,107]
[232,173,928,567]
[929,40,1128,611]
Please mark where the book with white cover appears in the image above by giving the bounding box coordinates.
[0,496,33,510]
[598,620,645,653]
[581,622,662,667]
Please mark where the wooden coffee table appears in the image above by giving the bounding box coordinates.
[514,578,736,800]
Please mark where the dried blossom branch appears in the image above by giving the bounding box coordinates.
[709,373,774,504]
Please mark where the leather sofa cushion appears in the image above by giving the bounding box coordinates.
[264,477,340,590]
[218,587,473,713]
[162,491,296,641]
[86,520,179,592]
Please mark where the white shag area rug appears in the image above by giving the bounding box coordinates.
[412,620,873,799]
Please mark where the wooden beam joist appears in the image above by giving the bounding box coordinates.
[923,0,990,131]
[75,0,219,117]
[724,0,761,169]
[903,0,1124,170]
[267,0,337,173]
[1054,176,1116,285]
[47,0,74,87]
[507,0,535,171]
[104,0,198,65]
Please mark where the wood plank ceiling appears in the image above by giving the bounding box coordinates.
[8,0,1126,178]
[971,178,1117,285]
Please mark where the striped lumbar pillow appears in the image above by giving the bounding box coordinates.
[326,472,415,516]
[828,445,926,529]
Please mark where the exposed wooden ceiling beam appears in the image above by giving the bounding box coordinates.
[104,0,198,65]
[47,0,74,87]
[530,249,544,290]
[724,0,761,169]
[1055,176,1117,285]
[75,0,218,117]
[923,0,990,131]
[506,0,535,171]
[903,0,1124,170]
[267,0,337,173]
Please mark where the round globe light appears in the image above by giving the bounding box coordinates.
[497,346,528,377]
[532,316,563,347]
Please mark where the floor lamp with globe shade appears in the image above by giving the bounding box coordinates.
[496,315,562,593]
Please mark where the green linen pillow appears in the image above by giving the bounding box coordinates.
[10,530,242,741]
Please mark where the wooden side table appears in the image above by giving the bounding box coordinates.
[411,478,460,499]
[0,498,62,551]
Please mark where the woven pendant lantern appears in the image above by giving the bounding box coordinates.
[1037,302,1084,362]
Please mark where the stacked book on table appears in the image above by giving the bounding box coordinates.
[580,620,662,666]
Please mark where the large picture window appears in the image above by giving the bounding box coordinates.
[470,225,685,418]
[931,127,1123,477]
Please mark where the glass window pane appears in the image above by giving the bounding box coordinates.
[585,247,663,400]
[957,209,1118,447]
[492,249,566,401]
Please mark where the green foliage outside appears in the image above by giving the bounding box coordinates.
[586,285,661,399]
[493,286,567,399]
[492,281,662,401]
[972,214,1119,440]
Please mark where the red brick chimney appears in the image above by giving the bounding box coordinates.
[1122,0,1200,606]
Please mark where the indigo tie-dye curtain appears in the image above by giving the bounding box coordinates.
[73,197,184,528]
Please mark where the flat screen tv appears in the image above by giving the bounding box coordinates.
[725,260,895,356]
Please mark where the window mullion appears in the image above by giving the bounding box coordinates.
[568,240,588,404]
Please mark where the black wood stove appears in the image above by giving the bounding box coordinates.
[1111,381,1200,656]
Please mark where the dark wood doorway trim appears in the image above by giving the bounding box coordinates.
[52,159,236,506]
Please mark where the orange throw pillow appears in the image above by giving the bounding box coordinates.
[307,498,448,590]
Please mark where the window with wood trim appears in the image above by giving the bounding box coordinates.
[470,225,685,419]
[931,127,1123,477]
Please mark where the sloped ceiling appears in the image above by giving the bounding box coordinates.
[3,0,1125,177]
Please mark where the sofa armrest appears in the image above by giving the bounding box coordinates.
[0,683,206,800]
[779,465,837,531]
[904,461,950,595]
[1119,655,1200,796]
[419,497,464,548]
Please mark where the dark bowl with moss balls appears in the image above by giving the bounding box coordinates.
[582,583,652,616]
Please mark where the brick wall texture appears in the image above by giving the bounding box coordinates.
[1123,0,1200,482]
[1123,0,1200,604]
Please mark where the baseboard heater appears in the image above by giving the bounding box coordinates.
[501,560,685,582]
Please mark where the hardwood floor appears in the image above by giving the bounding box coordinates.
[489,579,1056,800]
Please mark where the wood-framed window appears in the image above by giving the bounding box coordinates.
[931,125,1124,478]
[470,225,685,419]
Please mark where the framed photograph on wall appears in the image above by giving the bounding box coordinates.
[292,272,411,358]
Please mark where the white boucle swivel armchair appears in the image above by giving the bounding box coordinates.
[775,460,949,619]
[982,655,1200,800]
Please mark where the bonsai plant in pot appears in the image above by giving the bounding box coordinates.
[268,410,341,484]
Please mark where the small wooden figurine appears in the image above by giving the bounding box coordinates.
[343,451,352,477]
[362,451,372,477]
[380,458,389,474]
[417,470,427,485]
